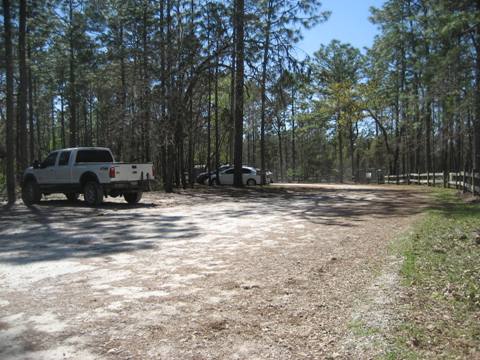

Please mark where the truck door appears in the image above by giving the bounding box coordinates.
[36,151,59,184]
[55,150,72,184]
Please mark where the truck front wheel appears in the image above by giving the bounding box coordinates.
[22,180,41,206]
[124,192,142,204]
[83,181,103,206]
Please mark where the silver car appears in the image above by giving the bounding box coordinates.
[210,166,271,186]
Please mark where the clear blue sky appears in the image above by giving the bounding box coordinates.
[296,0,386,57]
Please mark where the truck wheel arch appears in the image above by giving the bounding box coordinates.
[80,172,100,188]
[23,174,37,187]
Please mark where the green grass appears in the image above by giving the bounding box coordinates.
[349,318,381,337]
[386,188,480,359]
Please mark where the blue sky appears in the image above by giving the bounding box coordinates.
[296,0,386,57]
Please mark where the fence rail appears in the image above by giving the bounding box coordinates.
[385,171,480,195]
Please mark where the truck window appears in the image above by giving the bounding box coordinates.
[75,150,113,163]
[58,151,71,166]
[42,152,58,168]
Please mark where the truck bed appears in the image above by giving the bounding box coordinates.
[110,163,154,182]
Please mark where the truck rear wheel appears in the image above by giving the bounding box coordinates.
[124,192,142,204]
[22,180,41,206]
[65,192,79,202]
[83,181,103,206]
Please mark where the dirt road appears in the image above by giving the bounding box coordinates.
[0,184,431,359]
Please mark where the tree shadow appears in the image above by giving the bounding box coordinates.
[0,199,200,265]
[178,184,434,227]
[0,185,434,265]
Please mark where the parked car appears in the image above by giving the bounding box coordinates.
[196,164,231,185]
[209,166,271,186]
[21,147,155,206]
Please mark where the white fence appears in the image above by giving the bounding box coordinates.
[385,171,480,195]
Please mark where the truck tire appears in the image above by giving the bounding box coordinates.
[22,180,41,206]
[124,192,142,204]
[247,178,257,186]
[83,181,103,206]
[65,192,79,202]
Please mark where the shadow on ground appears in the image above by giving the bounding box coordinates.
[0,200,199,265]
[178,184,434,226]
[0,185,432,265]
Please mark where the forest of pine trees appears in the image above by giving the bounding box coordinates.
[1,0,479,203]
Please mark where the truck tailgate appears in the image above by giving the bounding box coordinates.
[111,163,154,182]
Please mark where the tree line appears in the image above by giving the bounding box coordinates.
[1,0,479,204]
[294,0,479,184]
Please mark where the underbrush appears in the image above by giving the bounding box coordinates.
[387,189,480,359]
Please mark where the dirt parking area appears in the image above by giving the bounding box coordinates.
[0,184,431,359]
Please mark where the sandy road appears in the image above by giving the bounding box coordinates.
[0,184,431,359]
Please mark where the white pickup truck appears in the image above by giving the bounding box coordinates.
[21,147,154,206]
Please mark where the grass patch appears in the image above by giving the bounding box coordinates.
[349,318,381,337]
[387,188,480,358]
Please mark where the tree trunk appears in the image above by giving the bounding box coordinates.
[207,44,212,184]
[233,0,245,187]
[27,7,35,163]
[259,1,272,185]
[3,0,16,203]
[215,39,220,182]
[142,3,150,162]
[252,115,256,166]
[163,0,175,193]
[83,99,89,147]
[18,0,28,174]
[187,0,195,188]
[60,91,66,148]
[337,115,344,183]
[118,23,127,159]
[291,85,296,181]
[34,77,42,158]
[349,120,355,182]
[51,96,56,150]
[188,97,194,188]
[68,0,77,147]
[229,17,236,165]
[276,116,284,180]
[474,35,480,172]
[425,94,432,178]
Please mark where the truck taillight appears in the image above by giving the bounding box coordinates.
[109,166,116,178]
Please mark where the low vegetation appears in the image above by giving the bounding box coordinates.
[388,189,480,358]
